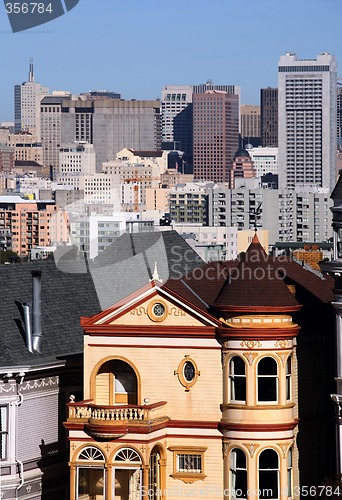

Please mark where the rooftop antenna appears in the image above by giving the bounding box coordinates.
[29,57,34,83]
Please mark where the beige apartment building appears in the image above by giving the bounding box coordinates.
[0,196,68,256]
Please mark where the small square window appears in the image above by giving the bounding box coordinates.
[169,446,206,483]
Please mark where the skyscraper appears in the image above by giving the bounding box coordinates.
[240,104,261,146]
[161,82,240,170]
[337,81,342,148]
[278,52,337,190]
[161,85,193,169]
[193,91,239,182]
[14,59,48,140]
[41,95,161,177]
[260,88,278,147]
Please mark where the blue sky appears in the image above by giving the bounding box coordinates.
[0,0,341,121]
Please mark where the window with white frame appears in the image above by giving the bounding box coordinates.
[257,357,278,403]
[176,453,202,473]
[286,357,292,401]
[229,356,246,403]
[230,448,247,498]
[287,447,293,497]
[76,446,105,500]
[258,449,279,499]
[0,406,8,461]
[169,446,206,482]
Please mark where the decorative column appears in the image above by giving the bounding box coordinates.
[69,463,76,500]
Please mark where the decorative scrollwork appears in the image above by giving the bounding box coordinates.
[130,306,147,316]
[240,340,261,350]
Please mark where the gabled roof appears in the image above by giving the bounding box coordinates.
[81,279,220,330]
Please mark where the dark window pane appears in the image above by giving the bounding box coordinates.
[258,357,277,375]
[258,377,277,402]
[259,449,279,469]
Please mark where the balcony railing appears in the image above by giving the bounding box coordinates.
[67,400,168,425]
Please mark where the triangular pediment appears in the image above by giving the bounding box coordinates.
[81,281,219,329]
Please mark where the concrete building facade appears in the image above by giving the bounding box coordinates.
[193,91,239,182]
[14,61,48,139]
[278,52,337,190]
[260,88,278,147]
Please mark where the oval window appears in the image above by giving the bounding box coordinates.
[183,361,195,382]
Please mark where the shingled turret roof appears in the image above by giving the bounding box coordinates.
[213,233,300,311]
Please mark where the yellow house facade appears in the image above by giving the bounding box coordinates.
[64,234,312,500]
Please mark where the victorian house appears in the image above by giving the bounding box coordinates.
[65,234,335,499]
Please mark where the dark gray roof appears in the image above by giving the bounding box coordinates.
[331,173,342,202]
[0,260,100,367]
[86,230,204,310]
[0,231,204,367]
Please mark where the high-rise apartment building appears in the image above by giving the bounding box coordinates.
[14,60,48,140]
[7,131,43,164]
[161,82,240,170]
[278,52,337,190]
[161,85,193,166]
[193,91,239,182]
[337,82,342,148]
[240,104,260,144]
[260,87,278,147]
[41,96,161,177]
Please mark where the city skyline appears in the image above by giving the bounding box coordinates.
[0,0,341,120]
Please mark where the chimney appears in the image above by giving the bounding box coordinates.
[32,270,42,353]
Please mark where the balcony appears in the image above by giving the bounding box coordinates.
[66,400,169,439]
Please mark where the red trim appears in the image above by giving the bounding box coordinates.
[84,325,217,338]
[87,344,221,350]
[219,420,299,432]
[68,434,222,444]
[216,327,300,340]
[213,305,302,313]
[81,283,221,329]
[65,419,220,434]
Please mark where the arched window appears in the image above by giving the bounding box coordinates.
[229,356,246,403]
[257,357,278,403]
[286,357,292,401]
[258,449,279,499]
[287,447,293,497]
[76,446,105,500]
[95,359,137,405]
[149,447,161,499]
[113,448,142,500]
[230,448,247,498]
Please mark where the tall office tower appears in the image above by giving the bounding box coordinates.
[14,59,48,140]
[41,96,161,178]
[240,104,261,146]
[161,85,193,168]
[192,80,240,96]
[337,82,342,148]
[260,88,278,147]
[278,52,337,190]
[193,91,239,182]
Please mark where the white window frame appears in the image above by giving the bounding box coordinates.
[0,405,8,461]
[230,448,247,498]
[258,448,280,500]
[286,357,292,402]
[257,357,278,404]
[229,356,246,404]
